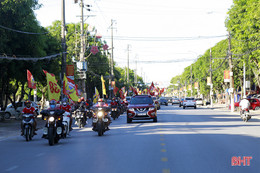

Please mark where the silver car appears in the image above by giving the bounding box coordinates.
[183,97,196,109]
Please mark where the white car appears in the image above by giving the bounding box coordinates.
[4,101,39,120]
[195,98,203,106]
[183,97,196,109]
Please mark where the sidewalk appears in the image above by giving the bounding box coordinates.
[210,103,260,120]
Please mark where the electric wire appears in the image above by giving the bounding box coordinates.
[0,24,49,35]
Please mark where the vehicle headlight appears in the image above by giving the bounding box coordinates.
[97,111,103,118]
[128,108,134,112]
[49,117,55,122]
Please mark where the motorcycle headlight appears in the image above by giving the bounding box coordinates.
[49,117,55,122]
[97,111,103,118]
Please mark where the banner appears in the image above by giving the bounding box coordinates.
[101,75,107,96]
[93,87,100,103]
[44,70,60,101]
[224,70,230,83]
[27,70,36,89]
[63,75,78,102]
[113,86,119,95]
[207,77,212,86]
[194,82,199,89]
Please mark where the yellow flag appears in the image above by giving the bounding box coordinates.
[93,87,100,103]
[46,72,61,101]
[101,75,106,96]
[63,75,78,102]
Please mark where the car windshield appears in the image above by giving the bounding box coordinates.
[130,97,153,104]
[186,98,195,100]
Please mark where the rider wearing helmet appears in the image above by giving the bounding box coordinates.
[21,100,37,135]
[111,97,118,106]
[60,98,73,131]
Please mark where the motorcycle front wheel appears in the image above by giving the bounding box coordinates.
[48,127,55,146]
[25,127,29,141]
[97,122,103,136]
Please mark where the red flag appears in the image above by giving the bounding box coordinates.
[27,70,36,89]
[113,86,119,95]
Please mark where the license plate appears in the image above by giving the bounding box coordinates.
[138,113,146,116]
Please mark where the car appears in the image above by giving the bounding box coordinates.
[231,98,260,110]
[127,95,157,123]
[165,97,172,103]
[195,98,203,106]
[183,97,196,109]
[159,97,168,106]
[152,96,160,110]
[172,98,180,105]
[4,101,39,120]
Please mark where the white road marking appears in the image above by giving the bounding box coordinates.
[36,153,45,157]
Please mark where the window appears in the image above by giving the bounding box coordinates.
[131,97,153,104]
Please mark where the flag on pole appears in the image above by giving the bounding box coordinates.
[101,75,106,96]
[27,70,36,89]
[44,70,60,101]
[63,75,79,102]
[93,87,100,103]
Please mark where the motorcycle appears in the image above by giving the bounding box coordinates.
[21,114,35,141]
[92,107,110,136]
[75,108,87,128]
[111,105,118,120]
[240,108,251,122]
[41,109,68,146]
[86,107,93,119]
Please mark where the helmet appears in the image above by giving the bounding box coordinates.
[62,102,67,106]
[62,98,68,102]
[25,100,31,105]
[243,96,247,99]
[49,100,56,109]
[81,97,85,101]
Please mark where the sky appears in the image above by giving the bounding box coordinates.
[34,0,234,88]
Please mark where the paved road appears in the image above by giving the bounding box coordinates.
[0,105,259,173]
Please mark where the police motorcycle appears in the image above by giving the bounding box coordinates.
[240,108,251,122]
[21,114,35,141]
[75,103,88,128]
[92,100,111,136]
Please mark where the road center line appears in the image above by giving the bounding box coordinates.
[161,149,167,152]
[161,157,168,162]
[162,169,171,173]
[161,143,166,146]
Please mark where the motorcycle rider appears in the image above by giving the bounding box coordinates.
[21,100,37,136]
[239,96,250,115]
[92,98,111,130]
[60,98,73,131]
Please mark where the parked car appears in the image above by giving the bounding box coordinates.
[165,97,172,103]
[127,95,157,123]
[231,98,260,110]
[152,96,160,110]
[172,98,180,105]
[183,97,196,109]
[4,101,39,120]
[159,97,168,106]
[195,98,203,106]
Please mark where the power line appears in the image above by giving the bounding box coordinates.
[0,24,49,35]
[0,53,60,61]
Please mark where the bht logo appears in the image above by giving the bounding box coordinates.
[231,156,252,166]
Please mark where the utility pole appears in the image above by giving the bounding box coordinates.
[243,62,246,98]
[190,65,193,97]
[61,0,66,99]
[109,19,115,98]
[228,31,235,112]
[135,60,137,85]
[127,44,130,84]
[210,48,213,108]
